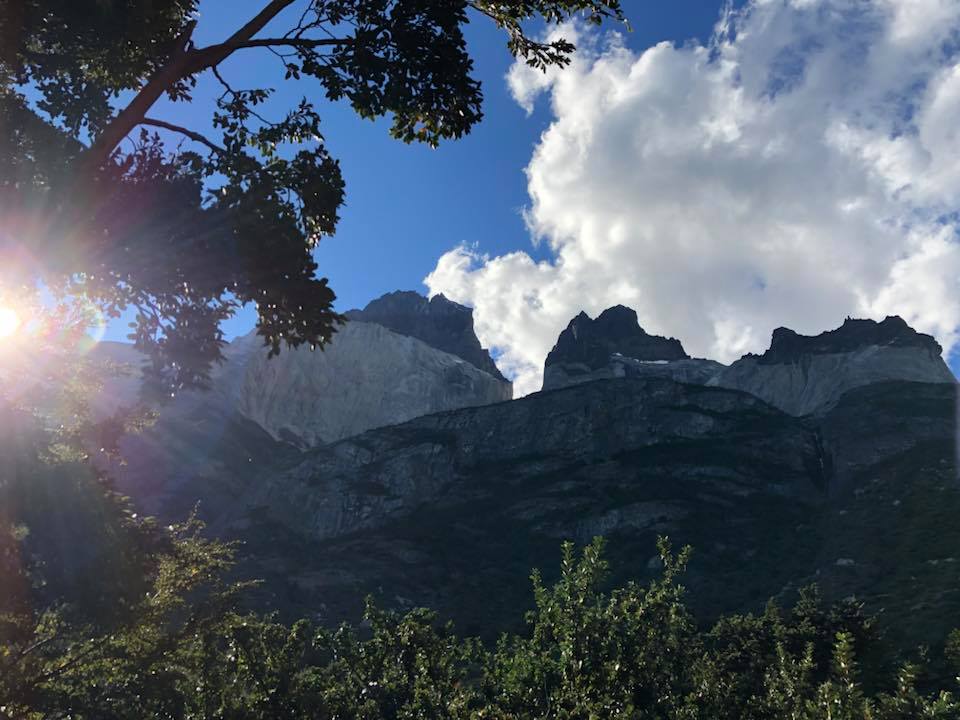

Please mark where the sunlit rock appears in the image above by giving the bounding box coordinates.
[710,316,957,416]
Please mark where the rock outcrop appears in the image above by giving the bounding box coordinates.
[710,316,956,415]
[253,378,824,543]
[229,376,828,630]
[758,316,943,362]
[346,291,507,381]
[543,306,721,390]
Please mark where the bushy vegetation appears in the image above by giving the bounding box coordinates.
[2,521,958,719]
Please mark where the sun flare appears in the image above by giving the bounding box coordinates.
[0,307,21,339]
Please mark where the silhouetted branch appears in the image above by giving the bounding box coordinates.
[140,118,224,154]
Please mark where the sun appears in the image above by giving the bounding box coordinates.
[0,307,21,339]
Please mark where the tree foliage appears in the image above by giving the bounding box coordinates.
[0,0,625,391]
[2,531,958,719]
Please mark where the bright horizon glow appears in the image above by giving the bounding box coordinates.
[0,307,21,339]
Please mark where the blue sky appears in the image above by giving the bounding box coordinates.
[103,0,960,383]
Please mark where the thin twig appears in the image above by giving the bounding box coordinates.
[140,118,225,154]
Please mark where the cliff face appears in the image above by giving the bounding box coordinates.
[252,378,823,543]
[220,376,957,647]
[220,321,511,447]
[759,316,943,363]
[209,377,827,631]
[545,354,725,390]
[710,317,956,416]
[90,291,512,449]
[542,310,957,411]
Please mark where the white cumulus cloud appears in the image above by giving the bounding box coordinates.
[426,0,960,395]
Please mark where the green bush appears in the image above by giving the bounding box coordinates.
[2,530,958,719]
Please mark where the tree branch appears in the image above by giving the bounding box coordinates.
[210,66,279,128]
[222,0,300,49]
[81,19,199,168]
[140,118,224,154]
[218,37,353,51]
[186,36,352,75]
[80,0,299,168]
[184,0,302,73]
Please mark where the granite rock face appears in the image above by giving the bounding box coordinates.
[545,354,725,390]
[220,320,511,447]
[90,291,511,448]
[220,377,957,646]
[759,316,943,363]
[346,291,506,381]
[710,317,956,415]
[543,306,717,391]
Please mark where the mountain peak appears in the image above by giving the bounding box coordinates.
[711,315,954,416]
[759,315,943,365]
[346,291,507,381]
[595,304,642,329]
[546,306,689,371]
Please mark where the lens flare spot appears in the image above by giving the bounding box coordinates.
[0,307,20,339]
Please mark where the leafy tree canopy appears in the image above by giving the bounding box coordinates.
[0,0,625,390]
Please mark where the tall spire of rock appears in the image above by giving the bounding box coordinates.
[542,306,722,391]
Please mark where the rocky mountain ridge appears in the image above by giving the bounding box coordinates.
[756,316,944,364]
[710,317,955,415]
[218,320,510,447]
[543,307,955,417]
[542,306,703,390]
[206,377,957,647]
[229,376,829,630]
[82,301,958,648]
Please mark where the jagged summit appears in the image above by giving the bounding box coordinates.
[542,306,719,391]
[545,305,689,369]
[543,307,955,412]
[711,315,955,415]
[85,303,958,645]
[757,316,943,364]
[346,290,506,381]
